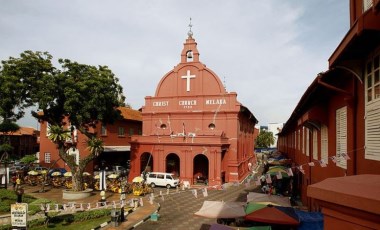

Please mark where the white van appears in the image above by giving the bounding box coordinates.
[146,172,179,188]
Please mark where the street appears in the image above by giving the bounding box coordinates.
[133,183,257,230]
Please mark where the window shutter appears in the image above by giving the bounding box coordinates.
[365,105,380,160]
[321,125,328,162]
[336,106,347,169]
[313,129,318,160]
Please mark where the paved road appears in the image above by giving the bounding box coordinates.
[134,183,258,230]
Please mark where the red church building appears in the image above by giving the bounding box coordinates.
[129,27,258,186]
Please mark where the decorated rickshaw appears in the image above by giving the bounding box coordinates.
[82,172,92,189]
[51,171,64,187]
[107,173,121,193]
[132,176,153,196]
[63,171,73,189]
[24,170,40,186]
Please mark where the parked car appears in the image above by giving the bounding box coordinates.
[48,168,67,177]
[112,165,126,174]
[33,166,48,174]
[9,165,23,174]
[145,172,179,188]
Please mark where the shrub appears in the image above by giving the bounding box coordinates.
[0,189,36,213]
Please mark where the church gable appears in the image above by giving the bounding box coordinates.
[155,65,226,97]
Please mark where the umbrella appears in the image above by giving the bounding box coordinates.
[28,170,38,175]
[64,172,72,177]
[194,201,246,219]
[132,176,144,183]
[246,192,291,207]
[266,168,289,178]
[51,171,62,176]
[108,173,119,179]
[245,203,299,226]
[269,165,288,170]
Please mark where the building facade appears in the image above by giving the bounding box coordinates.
[278,0,380,228]
[0,127,39,160]
[38,107,142,172]
[267,123,283,148]
[129,30,258,186]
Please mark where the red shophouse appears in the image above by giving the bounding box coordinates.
[0,127,39,160]
[129,29,258,186]
[278,0,380,228]
[38,107,142,172]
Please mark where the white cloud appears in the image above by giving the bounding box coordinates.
[1,0,349,127]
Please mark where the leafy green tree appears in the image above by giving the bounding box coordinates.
[20,154,38,165]
[255,130,275,148]
[0,121,20,160]
[0,51,125,191]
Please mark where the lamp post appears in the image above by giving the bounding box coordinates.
[16,186,24,203]
[126,160,131,182]
[99,160,107,191]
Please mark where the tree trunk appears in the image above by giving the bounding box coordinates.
[72,170,84,191]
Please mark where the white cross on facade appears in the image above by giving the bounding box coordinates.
[181,70,196,92]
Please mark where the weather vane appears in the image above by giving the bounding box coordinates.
[188,17,193,38]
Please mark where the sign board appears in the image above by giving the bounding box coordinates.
[11,203,28,227]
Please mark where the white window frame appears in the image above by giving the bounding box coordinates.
[46,122,50,137]
[365,49,380,161]
[312,129,318,160]
[118,127,125,136]
[44,152,51,164]
[363,0,373,12]
[101,124,107,136]
[321,125,329,162]
[336,106,348,169]
[297,129,300,151]
[305,128,310,156]
[68,148,80,165]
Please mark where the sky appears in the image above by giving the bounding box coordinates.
[0,0,349,129]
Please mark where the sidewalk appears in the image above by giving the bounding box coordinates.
[100,200,159,230]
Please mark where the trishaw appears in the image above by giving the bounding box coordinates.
[51,171,64,187]
[63,172,73,189]
[132,176,153,196]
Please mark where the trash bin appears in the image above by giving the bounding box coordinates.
[111,209,120,227]
[150,212,159,221]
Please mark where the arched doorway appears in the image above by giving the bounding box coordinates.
[166,153,180,176]
[140,152,153,174]
[193,154,209,185]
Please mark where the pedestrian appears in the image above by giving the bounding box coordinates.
[12,174,17,190]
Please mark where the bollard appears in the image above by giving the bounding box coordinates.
[111,209,120,227]
[133,199,139,210]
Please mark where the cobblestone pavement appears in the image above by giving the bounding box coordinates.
[133,183,258,230]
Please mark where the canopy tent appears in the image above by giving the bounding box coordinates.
[207,224,272,230]
[295,210,323,230]
[245,203,299,226]
[266,168,289,178]
[246,192,291,207]
[194,201,246,219]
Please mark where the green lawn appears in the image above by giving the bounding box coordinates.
[30,216,110,230]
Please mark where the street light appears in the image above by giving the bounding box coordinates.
[16,187,24,203]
